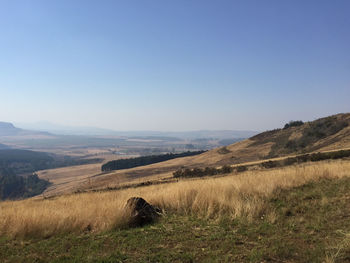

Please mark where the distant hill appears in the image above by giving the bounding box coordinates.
[143,113,349,167]
[86,113,350,192]
[0,121,52,138]
[249,113,350,158]
[181,113,350,167]
[0,122,22,136]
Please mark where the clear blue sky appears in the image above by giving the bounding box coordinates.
[0,0,349,131]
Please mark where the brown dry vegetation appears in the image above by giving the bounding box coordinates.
[36,154,138,196]
[37,163,103,196]
[79,113,350,192]
[34,113,350,197]
[1,159,350,239]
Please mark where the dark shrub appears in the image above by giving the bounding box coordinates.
[285,140,298,150]
[283,157,297,166]
[283,120,304,129]
[220,165,233,174]
[183,168,193,177]
[310,153,326,162]
[236,165,247,172]
[173,170,184,178]
[261,161,277,169]
[192,168,204,177]
[296,154,309,163]
[217,147,231,154]
[204,167,217,175]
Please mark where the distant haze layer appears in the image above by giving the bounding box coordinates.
[14,121,257,139]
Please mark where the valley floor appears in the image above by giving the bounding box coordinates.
[1,176,350,262]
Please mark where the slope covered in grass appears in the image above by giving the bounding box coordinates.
[84,113,350,192]
[1,159,350,239]
[1,174,350,262]
[250,113,350,157]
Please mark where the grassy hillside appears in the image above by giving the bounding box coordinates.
[1,160,350,262]
[250,113,350,157]
[81,113,350,193]
[2,178,350,262]
[2,111,350,261]
[1,159,350,238]
[31,113,350,197]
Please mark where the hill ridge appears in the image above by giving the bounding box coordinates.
[37,113,350,196]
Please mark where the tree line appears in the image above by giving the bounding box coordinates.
[0,149,102,200]
[0,172,50,200]
[102,151,206,172]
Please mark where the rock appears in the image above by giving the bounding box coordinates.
[125,197,161,227]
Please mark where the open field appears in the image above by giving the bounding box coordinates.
[1,159,350,240]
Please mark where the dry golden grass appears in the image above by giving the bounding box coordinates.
[82,147,350,193]
[325,231,350,263]
[37,163,103,196]
[1,160,350,239]
[36,154,138,197]
[80,132,350,194]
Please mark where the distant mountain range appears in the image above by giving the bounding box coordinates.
[15,121,258,139]
[0,122,51,137]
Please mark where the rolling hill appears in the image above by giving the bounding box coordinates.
[76,113,350,193]
[185,113,350,167]
[3,114,350,262]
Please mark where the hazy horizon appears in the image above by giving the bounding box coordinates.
[3,112,350,133]
[13,120,259,134]
[9,113,347,134]
[1,0,349,131]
